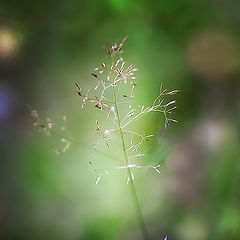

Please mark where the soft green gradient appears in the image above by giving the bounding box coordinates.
[1,0,240,239]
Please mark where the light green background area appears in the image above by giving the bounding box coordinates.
[1,0,240,239]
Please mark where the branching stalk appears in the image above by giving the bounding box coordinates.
[30,37,178,240]
[112,84,149,240]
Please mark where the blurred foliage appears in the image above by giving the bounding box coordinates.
[1,0,240,239]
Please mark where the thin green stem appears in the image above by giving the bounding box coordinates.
[112,84,149,240]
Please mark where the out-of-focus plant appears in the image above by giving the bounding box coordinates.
[29,37,178,240]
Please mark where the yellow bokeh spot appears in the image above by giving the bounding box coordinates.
[0,28,18,58]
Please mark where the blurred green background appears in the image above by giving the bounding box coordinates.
[1,0,240,239]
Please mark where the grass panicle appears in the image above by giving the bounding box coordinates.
[29,37,179,240]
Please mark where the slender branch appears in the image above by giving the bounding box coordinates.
[112,83,149,240]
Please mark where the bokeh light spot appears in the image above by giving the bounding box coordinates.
[187,30,240,82]
[0,28,18,58]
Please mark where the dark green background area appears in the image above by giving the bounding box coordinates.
[1,0,240,239]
